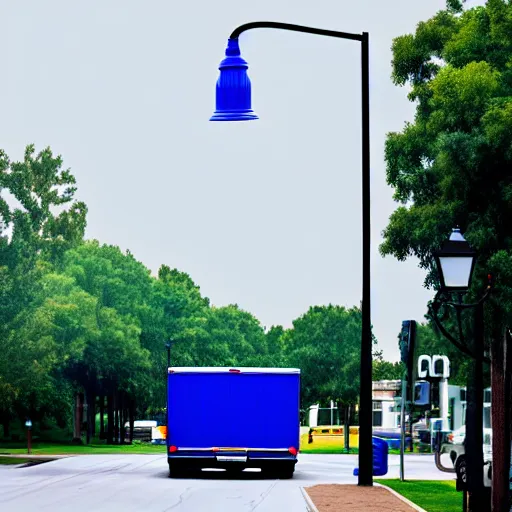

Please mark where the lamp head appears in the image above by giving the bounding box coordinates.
[210,38,258,121]
[434,228,476,292]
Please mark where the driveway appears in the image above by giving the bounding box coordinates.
[0,454,455,511]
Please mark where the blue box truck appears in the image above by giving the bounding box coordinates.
[166,367,300,478]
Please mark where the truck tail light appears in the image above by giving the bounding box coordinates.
[229,369,241,373]
[288,446,298,456]
[169,445,178,453]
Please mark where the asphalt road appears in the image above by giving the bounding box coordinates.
[0,454,455,512]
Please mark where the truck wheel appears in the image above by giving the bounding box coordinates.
[278,467,295,479]
[226,465,246,473]
[168,460,186,478]
[279,462,295,479]
[263,463,295,479]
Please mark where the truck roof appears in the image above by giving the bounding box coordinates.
[168,367,300,374]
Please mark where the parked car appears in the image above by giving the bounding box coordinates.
[437,425,492,488]
[447,424,466,445]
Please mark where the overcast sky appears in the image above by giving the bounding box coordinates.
[0,0,485,361]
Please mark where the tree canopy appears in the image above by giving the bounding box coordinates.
[382,0,512,322]
[0,144,396,441]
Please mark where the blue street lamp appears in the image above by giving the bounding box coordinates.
[210,38,258,121]
[209,21,373,486]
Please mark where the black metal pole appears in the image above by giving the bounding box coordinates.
[465,301,485,511]
[227,20,373,487]
[358,31,373,486]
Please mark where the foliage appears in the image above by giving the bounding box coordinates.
[284,305,363,409]
[382,0,512,344]
[0,146,86,425]
[0,144,397,438]
[372,359,404,381]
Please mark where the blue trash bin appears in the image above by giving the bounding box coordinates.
[353,436,389,476]
[382,438,399,450]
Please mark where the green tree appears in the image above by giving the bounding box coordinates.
[284,304,369,448]
[197,305,268,367]
[382,2,512,507]
[142,265,210,414]
[382,1,512,303]
[284,305,363,410]
[60,241,154,442]
[0,145,86,435]
[372,359,403,381]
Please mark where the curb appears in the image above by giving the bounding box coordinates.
[0,454,70,461]
[300,487,320,512]
[374,482,428,512]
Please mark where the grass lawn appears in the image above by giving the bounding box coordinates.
[377,479,461,512]
[300,445,359,454]
[0,457,33,465]
[300,446,409,455]
[299,433,419,455]
[0,442,166,456]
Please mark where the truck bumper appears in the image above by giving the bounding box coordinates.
[167,450,297,471]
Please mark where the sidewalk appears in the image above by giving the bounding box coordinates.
[304,484,424,512]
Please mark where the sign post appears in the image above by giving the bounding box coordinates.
[400,372,407,481]
[398,319,417,481]
[25,419,32,454]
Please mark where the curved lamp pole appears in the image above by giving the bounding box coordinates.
[210,21,373,486]
[428,228,492,511]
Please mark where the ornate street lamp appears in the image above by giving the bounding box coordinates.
[430,228,492,511]
[209,21,374,486]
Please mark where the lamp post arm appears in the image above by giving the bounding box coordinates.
[455,305,466,348]
[439,287,492,310]
[429,294,491,364]
[429,301,478,360]
[229,21,364,42]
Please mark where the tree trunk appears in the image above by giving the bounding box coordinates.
[1,414,10,439]
[91,394,96,437]
[344,405,351,452]
[85,388,93,445]
[129,399,135,444]
[72,392,84,443]
[107,393,114,444]
[119,392,126,444]
[99,395,105,440]
[114,391,119,444]
[491,328,511,512]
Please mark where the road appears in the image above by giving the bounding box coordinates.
[0,454,455,512]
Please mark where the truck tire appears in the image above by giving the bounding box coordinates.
[168,460,186,478]
[278,466,295,479]
[263,462,295,479]
[226,466,246,474]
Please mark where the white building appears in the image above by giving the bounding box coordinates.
[307,379,476,434]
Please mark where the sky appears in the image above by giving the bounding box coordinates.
[0,0,485,361]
